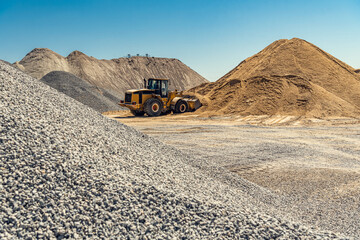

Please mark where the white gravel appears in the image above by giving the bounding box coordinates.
[0,61,343,239]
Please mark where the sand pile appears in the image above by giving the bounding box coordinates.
[14,48,208,95]
[40,71,122,113]
[0,62,339,238]
[190,38,360,117]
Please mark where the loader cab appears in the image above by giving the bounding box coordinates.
[146,78,169,98]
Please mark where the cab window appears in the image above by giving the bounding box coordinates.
[161,81,168,97]
[147,79,160,90]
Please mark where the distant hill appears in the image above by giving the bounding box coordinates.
[190,38,360,117]
[14,49,208,95]
[41,71,122,113]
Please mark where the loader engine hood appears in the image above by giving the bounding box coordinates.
[126,89,155,94]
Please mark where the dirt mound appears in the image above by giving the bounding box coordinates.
[14,49,208,94]
[190,38,360,117]
[40,71,122,113]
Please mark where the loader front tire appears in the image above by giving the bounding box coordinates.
[174,100,188,113]
[144,98,163,117]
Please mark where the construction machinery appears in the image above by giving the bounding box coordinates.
[119,78,201,117]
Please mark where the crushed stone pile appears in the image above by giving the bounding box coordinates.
[40,71,122,113]
[0,62,340,238]
[190,38,360,117]
[0,60,11,66]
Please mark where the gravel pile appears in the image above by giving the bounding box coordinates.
[0,61,340,239]
[40,71,122,113]
[0,60,12,66]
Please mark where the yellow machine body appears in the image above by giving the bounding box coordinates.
[119,78,201,117]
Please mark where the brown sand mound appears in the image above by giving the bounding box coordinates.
[14,49,208,95]
[190,38,360,117]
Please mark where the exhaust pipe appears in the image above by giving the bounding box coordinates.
[144,79,147,89]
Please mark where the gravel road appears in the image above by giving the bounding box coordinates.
[0,62,343,238]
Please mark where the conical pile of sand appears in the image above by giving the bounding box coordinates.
[191,38,360,117]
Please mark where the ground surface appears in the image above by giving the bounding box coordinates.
[106,110,360,237]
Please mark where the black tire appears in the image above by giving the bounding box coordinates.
[144,98,163,117]
[174,100,188,113]
[130,110,145,116]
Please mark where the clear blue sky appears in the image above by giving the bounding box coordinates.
[0,0,359,81]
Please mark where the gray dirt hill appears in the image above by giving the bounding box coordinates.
[14,49,208,95]
[40,71,122,113]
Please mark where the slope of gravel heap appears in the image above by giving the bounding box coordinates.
[41,71,122,113]
[0,60,12,66]
[0,61,340,239]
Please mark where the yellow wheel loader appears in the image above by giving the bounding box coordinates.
[119,78,201,117]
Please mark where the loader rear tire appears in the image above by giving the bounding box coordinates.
[174,100,188,113]
[144,98,163,117]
